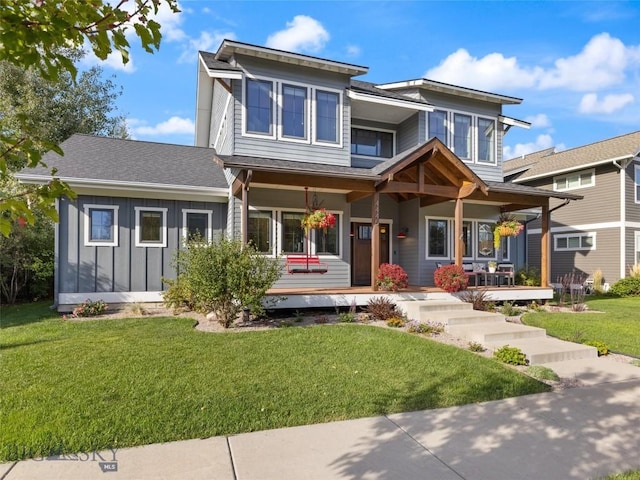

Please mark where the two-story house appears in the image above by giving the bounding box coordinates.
[21,39,582,311]
[504,131,640,286]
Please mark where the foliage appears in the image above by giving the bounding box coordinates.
[0,0,180,235]
[602,470,640,480]
[468,341,486,353]
[609,276,640,297]
[628,263,640,278]
[0,208,54,304]
[527,300,544,312]
[525,365,560,382]
[406,320,444,335]
[301,208,336,231]
[163,237,283,328]
[365,296,398,321]
[493,345,529,365]
[500,302,522,317]
[337,312,356,323]
[592,268,604,294]
[385,316,406,328]
[515,265,540,286]
[556,271,588,309]
[631,359,640,368]
[0,308,550,461]
[584,340,610,356]
[67,299,108,318]
[458,288,494,311]
[375,263,409,291]
[434,264,468,293]
[493,213,524,249]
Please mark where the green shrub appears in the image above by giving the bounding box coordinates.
[468,341,486,352]
[493,345,529,365]
[69,299,108,318]
[385,316,405,328]
[526,365,560,381]
[515,265,540,286]
[631,359,640,367]
[609,276,640,297]
[406,320,444,335]
[337,312,356,323]
[584,340,610,356]
[163,237,282,328]
[365,296,398,321]
[500,301,522,317]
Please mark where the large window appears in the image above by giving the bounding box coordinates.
[183,209,211,242]
[462,220,473,257]
[135,207,167,248]
[477,118,496,164]
[635,165,640,203]
[84,204,118,246]
[282,212,306,253]
[554,233,596,251]
[554,169,594,191]
[315,90,339,143]
[427,219,448,257]
[248,210,273,254]
[282,84,307,139]
[428,110,448,143]
[315,214,340,255]
[246,79,273,135]
[477,222,495,258]
[453,113,472,159]
[351,128,393,158]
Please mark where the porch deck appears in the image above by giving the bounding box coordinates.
[266,285,553,310]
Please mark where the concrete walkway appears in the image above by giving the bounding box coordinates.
[2,359,639,480]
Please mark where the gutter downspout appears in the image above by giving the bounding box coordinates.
[612,158,629,279]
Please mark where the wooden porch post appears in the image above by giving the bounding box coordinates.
[241,170,252,245]
[541,201,549,286]
[371,192,380,290]
[454,198,463,266]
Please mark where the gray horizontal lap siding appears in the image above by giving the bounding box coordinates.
[397,198,421,285]
[59,196,227,295]
[231,57,351,166]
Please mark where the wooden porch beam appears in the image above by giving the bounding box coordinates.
[541,201,550,286]
[346,191,372,203]
[457,183,478,199]
[251,171,375,192]
[240,170,252,245]
[232,177,243,196]
[371,192,380,291]
[454,198,463,266]
[466,190,547,206]
[377,181,460,198]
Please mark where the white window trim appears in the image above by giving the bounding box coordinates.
[277,81,311,144]
[248,207,277,257]
[476,116,498,166]
[311,86,343,148]
[350,125,396,159]
[554,232,596,251]
[182,209,212,243]
[635,231,640,265]
[553,168,595,192]
[634,164,640,204]
[452,112,474,162]
[135,207,168,248]
[425,216,451,259]
[83,204,119,247]
[278,208,344,258]
[425,217,505,261]
[242,75,277,140]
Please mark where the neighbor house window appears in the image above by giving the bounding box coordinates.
[351,128,393,158]
[248,210,273,254]
[84,204,118,246]
[477,221,495,258]
[135,207,167,248]
[636,231,640,264]
[182,209,211,242]
[282,211,306,253]
[427,219,448,257]
[315,90,339,143]
[315,214,340,255]
[635,165,640,203]
[281,84,307,139]
[554,232,596,251]
[554,169,594,191]
[246,78,273,135]
[477,118,496,164]
[453,113,472,159]
[428,110,448,143]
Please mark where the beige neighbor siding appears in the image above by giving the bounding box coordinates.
[626,161,640,223]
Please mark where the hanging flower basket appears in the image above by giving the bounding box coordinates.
[493,214,524,248]
[302,208,336,232]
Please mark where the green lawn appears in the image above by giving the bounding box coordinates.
[522,296,640,357]
[0,303,549,461]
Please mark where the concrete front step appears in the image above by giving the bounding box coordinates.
[446,322,546,344]
[430,310,506,326]
[486,337,598,365]
[396,300,472,320]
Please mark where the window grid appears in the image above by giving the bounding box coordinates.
[554,169,595,192]
[554,233,596,251]
[245,79,274,136]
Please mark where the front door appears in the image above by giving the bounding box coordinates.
[351,222,390,286]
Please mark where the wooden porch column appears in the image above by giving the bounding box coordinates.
[541,201,550,286]
[240,170,252,245]
[371,192,380,291]
[454,198,463,266]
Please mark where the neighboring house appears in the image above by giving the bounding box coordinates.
[504,131,640,286]
[21,39,582,310]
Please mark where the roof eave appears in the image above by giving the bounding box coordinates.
[346,89,434,112]
[513,153,636,183]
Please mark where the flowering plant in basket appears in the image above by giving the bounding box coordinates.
[493,213,524,248]
[376,263,409,291]
[301,208,336,231]
[434,264,468,293]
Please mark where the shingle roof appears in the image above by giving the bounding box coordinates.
[22,134,228,189]
[503,147,555,175]
[349,80,433,108]
[485,180,582,200]
[510,131,640,182]
[198,51,243,72]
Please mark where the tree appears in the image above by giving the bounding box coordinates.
[0,0,180,235]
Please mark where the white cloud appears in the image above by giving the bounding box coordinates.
[151,1,187,43]
[178,31,235,64]
[578,93,635,114]
[525,114,551,128]
[81,48,136,73]
[129,116,195,136]
[265,15,329,53]
[503,134,564,159]
[345,44,361,58]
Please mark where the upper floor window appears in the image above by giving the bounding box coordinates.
[428,110,448,143]
[554,232,596,251]
[635,164,640,203]
[453,113,472,160]
[477,118,496,164]
[315,90,339,143]
[246,79,273,135]
[84,204,119,247]
[554,169,594,192]
[351,128,393,158]
[282,84,307,139]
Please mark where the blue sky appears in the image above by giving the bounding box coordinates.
[86,0,640,159]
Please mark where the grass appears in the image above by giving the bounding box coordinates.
[522,296,640,357]
[0,303,549,461]
[603,471,640,480]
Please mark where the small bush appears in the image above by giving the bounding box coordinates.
[365,296,398,321]
[127,302,148,316]
[493,345,529,365]
[69,299,108,318]
[527,301,544,312]
[458,288,494,311]
[500,301,522,317]
[609,276,640,297]
[468,341,486,353]
[337,312,356,323]
[376,263,409,291]
[631,359,640,367]
[515,265,540,286]
[592,268,604,294]
[584,340,610,356]
[406,320,444,335]
[385,316,405,328]
[526,365,560,382]
[628,263,640,277]
[434,264,468,293]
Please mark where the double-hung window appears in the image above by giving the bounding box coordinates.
[427,219,449,258]
[453,113,472,160]
[351,128,393,158]
[135,207,167,248]
[635,164,640,203]
[477,118,496,164]
[315,90,340,144]
[84,204,119,246]
[246,78,274,135]
[281,84,307,139]
[428,110,448,143]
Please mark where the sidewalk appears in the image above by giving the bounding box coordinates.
[2,364,639,480]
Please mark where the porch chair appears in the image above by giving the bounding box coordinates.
[462,263,478,287]
[497,263,515,287]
